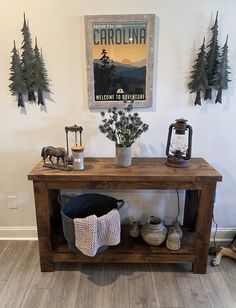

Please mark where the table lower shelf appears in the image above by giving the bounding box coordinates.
[52,226,196,264]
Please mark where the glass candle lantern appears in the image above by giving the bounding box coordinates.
[166,119,193,168]
[71,146,85,170]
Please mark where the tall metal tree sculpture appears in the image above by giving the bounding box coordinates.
[9,41,27,108]
[204,12,220,100]
[34,38,50,105]
[212,35,231,104]
[21,13,36,102]
[188,38,208,106]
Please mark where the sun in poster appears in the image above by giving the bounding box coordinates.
[92,22,148,101]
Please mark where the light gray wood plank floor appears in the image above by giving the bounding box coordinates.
[0,240,235,308]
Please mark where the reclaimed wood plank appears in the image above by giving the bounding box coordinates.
[28,158,222,182]
[184,190,199,230]
[28,158,222,273]
[193,183,216,273]
[33,182,54,272]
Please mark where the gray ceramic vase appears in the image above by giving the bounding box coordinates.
[166,220,183,251]
[129,221,140,238]
[141,216,167,246]
[115,146,132,167]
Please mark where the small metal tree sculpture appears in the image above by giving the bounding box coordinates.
[34,38,50,105]
[9,41,27,108]
[212,35,231,104]
[188,38,208,105]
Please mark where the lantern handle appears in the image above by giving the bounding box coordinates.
[166,123,175,157]
[184,125,193,160]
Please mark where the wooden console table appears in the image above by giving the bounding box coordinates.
[28,157,222,273]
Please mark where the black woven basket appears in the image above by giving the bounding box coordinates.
[61,193,124,253]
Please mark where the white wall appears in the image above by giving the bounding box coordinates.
[0,0,236,236]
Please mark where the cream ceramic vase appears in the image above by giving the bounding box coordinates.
[141,216,167,246]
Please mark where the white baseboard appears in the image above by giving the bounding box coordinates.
[0,226,38,240]
[210,227,236,242]
[0,226,235,242]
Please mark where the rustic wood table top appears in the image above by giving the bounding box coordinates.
[28,157,222,182]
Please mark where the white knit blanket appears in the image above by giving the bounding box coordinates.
[74,209,121,257]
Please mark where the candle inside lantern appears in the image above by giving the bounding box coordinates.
[71,146,85,170]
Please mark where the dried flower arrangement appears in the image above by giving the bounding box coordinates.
[99,100,149,148]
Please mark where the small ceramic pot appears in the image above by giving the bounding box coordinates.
[141,216,167,246]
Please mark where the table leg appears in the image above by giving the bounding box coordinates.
[193,183,216,274]
[33,182,55,272]
[183,190,199,231]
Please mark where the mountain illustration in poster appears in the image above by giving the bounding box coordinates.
[92,22,147,102]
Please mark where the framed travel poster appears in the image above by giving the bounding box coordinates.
[84,14,155,108]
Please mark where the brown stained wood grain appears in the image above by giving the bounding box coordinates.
[183,190,199,230]
[53,226,195,260]
[28,157,222,273]
[193,183,216,274]
[28,157,222,183]
[44,180,207,190]
[52,252,195,264]
[33,182,54,272]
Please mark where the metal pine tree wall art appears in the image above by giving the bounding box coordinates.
[34,38,50,105]
[188,12,231,106]
[9,41,27,107]
[212,35,231,104]
[21,13,36,102]
[9,13,51,109]
[204,11,220,100]
[188,38,208,106]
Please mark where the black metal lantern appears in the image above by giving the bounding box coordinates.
[166,119,193,168]
[65,125,83,164]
